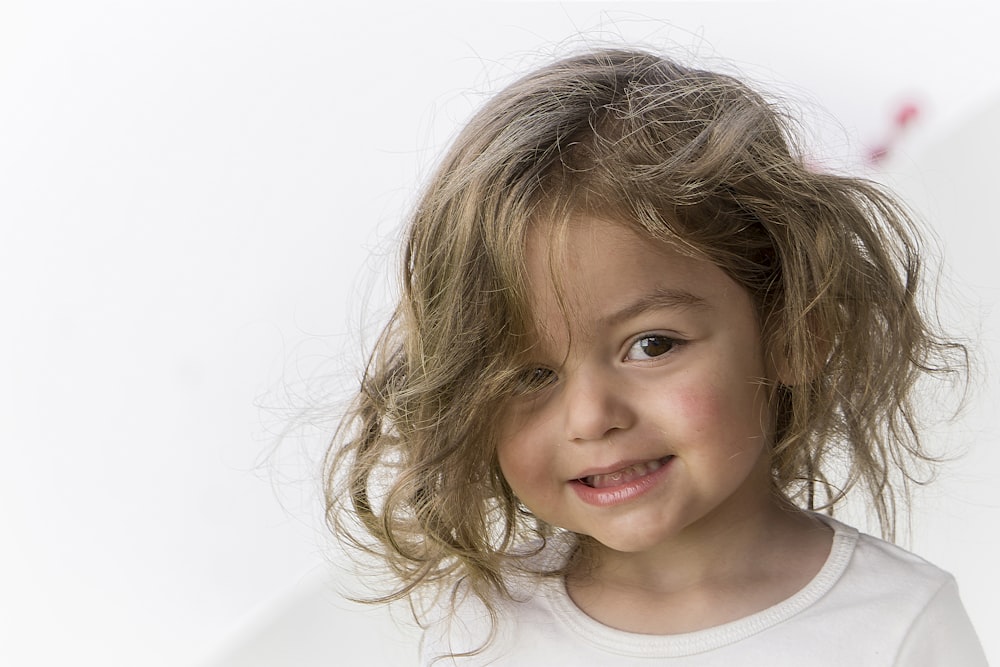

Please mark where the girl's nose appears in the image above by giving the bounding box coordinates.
[562,367,635,442]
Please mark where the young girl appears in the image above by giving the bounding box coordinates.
[325,48,987,665]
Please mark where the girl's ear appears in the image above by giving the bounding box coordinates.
[768,345,796,386]
[767,321,829,387]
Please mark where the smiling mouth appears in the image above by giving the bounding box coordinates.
[577,456,674,489]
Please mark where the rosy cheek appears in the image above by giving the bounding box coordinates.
[672,384,724,432]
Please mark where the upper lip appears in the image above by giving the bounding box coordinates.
[571,455,673,480]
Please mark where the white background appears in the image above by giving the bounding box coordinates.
[2,2,998,665]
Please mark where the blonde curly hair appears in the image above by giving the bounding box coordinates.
[324,47,966,626]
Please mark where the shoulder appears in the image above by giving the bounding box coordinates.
[818,516,987,666]
[849,525,952,589]
[418,578,570,666]
[815,515,952,597]
[892,578,989,666]
[418,538,574,666]
[417,583,495,666]
[839,521,978,630]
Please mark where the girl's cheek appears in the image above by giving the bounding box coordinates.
[498,409,532,443]
[671,384,724,431]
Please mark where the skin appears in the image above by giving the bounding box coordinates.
[497,215,832,634]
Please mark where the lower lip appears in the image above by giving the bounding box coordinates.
[569,456,674,507]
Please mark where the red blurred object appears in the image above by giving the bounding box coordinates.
[868,99,923,165]
[895,103,920,128]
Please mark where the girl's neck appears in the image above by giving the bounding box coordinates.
[565,502,832,635]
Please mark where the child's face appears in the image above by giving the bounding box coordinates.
[498,215,780,555]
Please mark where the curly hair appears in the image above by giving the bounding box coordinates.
[324,47,966,629]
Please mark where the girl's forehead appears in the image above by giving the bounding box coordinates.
[524,215,702,290]
[521,215,731,332]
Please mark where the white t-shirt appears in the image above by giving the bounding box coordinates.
[420,518,987,666]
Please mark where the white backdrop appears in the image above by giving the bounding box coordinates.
[2,2,998,665]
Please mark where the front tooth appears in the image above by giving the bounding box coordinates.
[587,462,646,488]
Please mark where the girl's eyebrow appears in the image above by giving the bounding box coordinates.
[600,286,710,327]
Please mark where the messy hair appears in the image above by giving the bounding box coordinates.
[324,48,966,624]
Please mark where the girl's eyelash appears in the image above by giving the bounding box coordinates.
[511,335,682,394]
[624,334,684,361]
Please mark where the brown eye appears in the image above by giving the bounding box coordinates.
[625,335,678,361]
